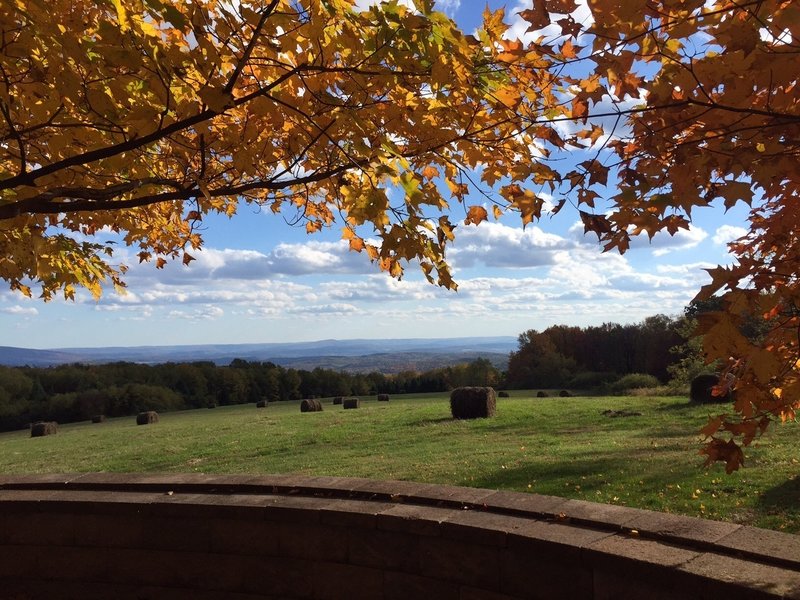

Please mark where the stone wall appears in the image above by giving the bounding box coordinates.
[0,474,798,599]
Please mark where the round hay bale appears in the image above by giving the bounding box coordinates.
[300,398,322,412]
[136,411,159,425]
[450,387,496,420]
[30,421,58,437]
[343,398,361,409]
[256,400,268,408]
[690,374,731,404]
[559,390,571,397]
[377,394,390,402]
[536,391,548,398]
[91,415,106,424]
[333,396,344,405]
[498,391,510,398]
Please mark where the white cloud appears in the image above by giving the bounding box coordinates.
[650,226,708,256]
[0,305,38,316]
[122,241,373,287]
[320,275,439,302]
[449,222,572,269]
[167,306,225,321]
[287,303,359,316]
[713,225,747,245]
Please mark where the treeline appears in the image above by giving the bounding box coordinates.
[506,315,685,390]
[0,312,707,432]
[0,358,502,432]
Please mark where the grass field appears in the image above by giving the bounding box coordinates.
[1,392,797,533]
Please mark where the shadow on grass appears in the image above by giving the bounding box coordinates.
[758,475,800,514]
[469,457,626,493]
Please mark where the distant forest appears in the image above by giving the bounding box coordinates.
[0,313,707,432]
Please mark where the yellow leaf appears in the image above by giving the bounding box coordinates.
[110,0,130,31]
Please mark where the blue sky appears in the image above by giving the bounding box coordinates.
[0,0,751,349]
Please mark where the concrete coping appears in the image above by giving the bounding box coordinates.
[1,472,797,576]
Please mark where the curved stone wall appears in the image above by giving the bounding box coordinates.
[0,474,798,599]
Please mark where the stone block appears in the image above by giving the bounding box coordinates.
[480,491,569,517]
[377,503,455,537]
[238,554,315,598]
[716,525,800,569]
[622,510,741,544]
[679,552,800,600]
[348,527,420,572]
[499,549,593,599]
[318,498,398,529]
[507,519,614,563]
[276,522,347,562]
[460,586,524,600]
[311,561,384,600]
[383,571,459,600]
[207,518,281,556]
[413,484,497,508]
[418,536,500,589]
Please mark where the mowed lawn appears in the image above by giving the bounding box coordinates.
[0,393,797,533]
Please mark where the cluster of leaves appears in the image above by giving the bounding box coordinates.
[517,0,799,472]
[0,0,568,298]
[1,0,799,469]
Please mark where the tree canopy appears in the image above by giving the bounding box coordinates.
[1,0,798,470]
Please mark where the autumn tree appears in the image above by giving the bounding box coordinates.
[505,0,799,472]
[1,0,799,470]
[0,0,564,299]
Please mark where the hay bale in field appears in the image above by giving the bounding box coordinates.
[498,391,510,398]
[136,411,159,425]
[256,400,268,408]
[91,415,106,424]
[559,390,571,397]
[536,391,548,398]
[30,421,57,437]
[300,398,323,412]
[377,394,390,402]
[333,396,343,405]
[450,387,496,419]
[690,374,731,404]
[343,398,361,409]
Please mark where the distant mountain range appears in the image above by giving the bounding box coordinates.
[0,336,517,373]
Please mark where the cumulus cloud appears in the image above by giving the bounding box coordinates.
[713,225,748,245]
[287,303,359,316]
[449,222,572,269]
[125,241,373,286]
[320,275,440,302]
[166,306,225,321]
[0,305,38,316]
